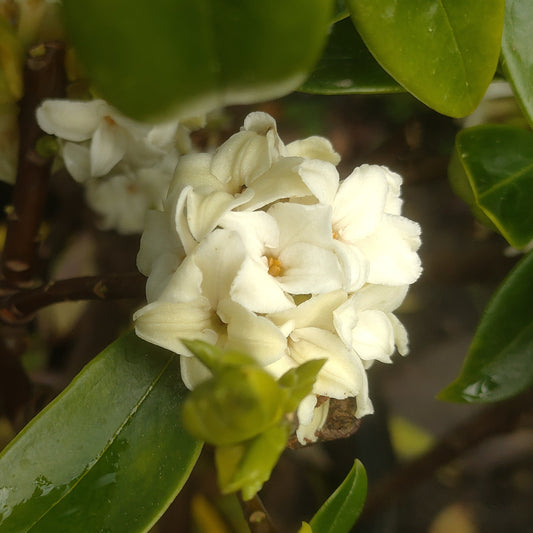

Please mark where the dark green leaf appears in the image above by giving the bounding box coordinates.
[449,125,533,248]
[300,18,403,95]
[332,0,349,23]
[0,331,202,533]
[309,460,367,533]
[62,0,333,120]
[347,0,504,117]
[440,252,533,403]
[501,0,533,127]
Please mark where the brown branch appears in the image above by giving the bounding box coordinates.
[2,41,65,287]
[362,388,533,518]
[0,273,146,323]
[238,493,279,533]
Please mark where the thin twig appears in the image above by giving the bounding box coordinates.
[238,493,279,533]
[0,273,146,324]
[362,388,533,518]
[2,41,65,287]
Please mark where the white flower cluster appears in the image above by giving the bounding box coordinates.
[36,99,202,234]
[134,112,422,443]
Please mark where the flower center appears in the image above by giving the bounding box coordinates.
[104,115,117,126]
[332,230,339,240]
[267,256,283,277]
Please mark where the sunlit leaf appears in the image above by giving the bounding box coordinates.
[449,125,533,248]
[0,331,202,532]
[301,18,403,95]
[62,0,333,120]
[309,460,367,533]
[501,0,533,127]
[440,252,533,403]
[347,0,504,117]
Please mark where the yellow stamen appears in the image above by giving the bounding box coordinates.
[267,256,283,277]
[104,115,116,126]
[332,230,339,240]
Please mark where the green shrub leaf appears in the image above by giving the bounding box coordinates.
[309,460,367,533]
[347,0,504,117]
[501,0,533,127]
[449,125,533,249]
[301,18,403,95]
[62,0,333,120]
[0,331,202,533]
[440,252,533,403]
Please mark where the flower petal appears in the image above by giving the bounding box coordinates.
[286,136,340,165]
[62,142,91,182]
[230,256,295,314]
[36,99,107,141]
[90,121,128,177]
[218,298,287,366]
[297,159,339,205]
[133,300,217,355]
[357,215,422,285]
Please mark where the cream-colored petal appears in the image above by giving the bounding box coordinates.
[193,229,247,307]
[237,157,309,211]
[333,240,369,292]
[286,136,340,165]
[388,312,409,355]
[296,397,329,444]
[180,355,212,390]
[230,256,295,314]
[133,300,217,355]
[218,298,286,366]
[297,159,339,205]
[219,210,279,259]
[144,252,180,303]
[268,290,347,333]
[269,202,334,250]
[36,99,107,141]
[357,215,422,285]
[137,209,181,276]
[157,255,203,303]
[90,121,128,177]
[62,142,91,182]
[333,165,388,242]
[288,327,366,400]
[350,309,395,362]
[279,242,343,294]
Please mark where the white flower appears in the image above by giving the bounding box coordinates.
[134,229,287,388]
[133,111,421,442]
[333,284,410,365]
[36,98,181,182]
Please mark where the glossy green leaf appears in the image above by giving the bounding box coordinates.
[309,460,367,533]
[440,251,533,402]
[0,331,202,533]
[347,0,504,117]
[332,0,349,23]
[61,0,333,120]
[449,125,533,248]
[501,0,533,127]
[300,18,403,95]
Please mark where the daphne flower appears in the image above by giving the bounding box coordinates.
[221,202,344,314]
[36,98,180,182]
[134,229,287,388]
[133,111,421,443]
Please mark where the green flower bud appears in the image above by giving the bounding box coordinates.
[216,423,290,500]
[183,366,285,446]
[278,359,326,412]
